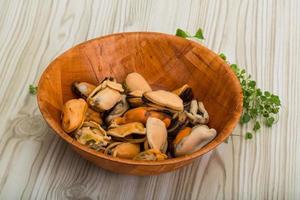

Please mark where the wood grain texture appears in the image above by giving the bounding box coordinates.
[0,0,299,199]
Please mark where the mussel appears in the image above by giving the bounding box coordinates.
[167,111,189,138]
[173,125,216,157]
[72,82,96,99]
[143,90,184,112]
[110,107,171,128]
[146,117,168,153]
[105,142,140,159]
[105,95,129,124]
[61,98,87,133]
[107,122,146,138]
[87,79,124,112]
[61,72,217,161]
[126,90,144,107]
[75,122,111,151]
[85,107,103,125]
[172,84,194,109]
[133,149,167,161]
[125,72,152,92]
[185,100,209,125]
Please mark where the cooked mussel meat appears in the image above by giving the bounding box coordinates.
[105,95,129,124]
[173,125,216,157]
[143,90,184,112]
[61,72,217,161]
[107,122,146,138]
[75,123,111,151]
[61,98,87,133]
[146,117,168,153]
[72,82,96,99]
[125,72,152,92]
[185,100,209,124]
[105,142,140,159]
[133,149,167,161]
[85,107,103,125]
[87,79,124,112]
[110,107,171,128]
[126,90,144,107]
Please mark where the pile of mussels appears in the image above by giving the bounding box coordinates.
[61,72,217,161]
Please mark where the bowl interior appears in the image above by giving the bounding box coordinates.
[37,32,242,165]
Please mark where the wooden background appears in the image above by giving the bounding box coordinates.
[0,0,299,199]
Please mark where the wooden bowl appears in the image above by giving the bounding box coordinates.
[37,32,243,175]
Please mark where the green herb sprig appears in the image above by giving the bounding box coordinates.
[221,55,280,138]
[175,29,281,139]
[176,28,204,40]
[29,84,38,95]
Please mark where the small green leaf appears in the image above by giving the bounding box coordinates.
[261,96,267,101]
[230,64,238,71]
[175,29,190,38]
[219,53,227,60]
[240,113,251,124]
[249,80,256,88]
[271,108,279,114]
[263,112,269,118]
[265,117,275,127]
[245,132,253,139]
[264,91,271,97]
[29,84,38,95]
[271,95,281,106]
[256,89,262,96]
[194,28,205,39]
[253,121,261,132]
[250,109,257,117]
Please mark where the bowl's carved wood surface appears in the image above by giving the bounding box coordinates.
[37,32,242,175]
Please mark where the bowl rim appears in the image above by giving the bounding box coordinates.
[37,31,243,166]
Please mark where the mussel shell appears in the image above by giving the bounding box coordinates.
[167,112,189,138]
[173,84,194,103]
[172,84,194,110]
[179,87,194,102]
